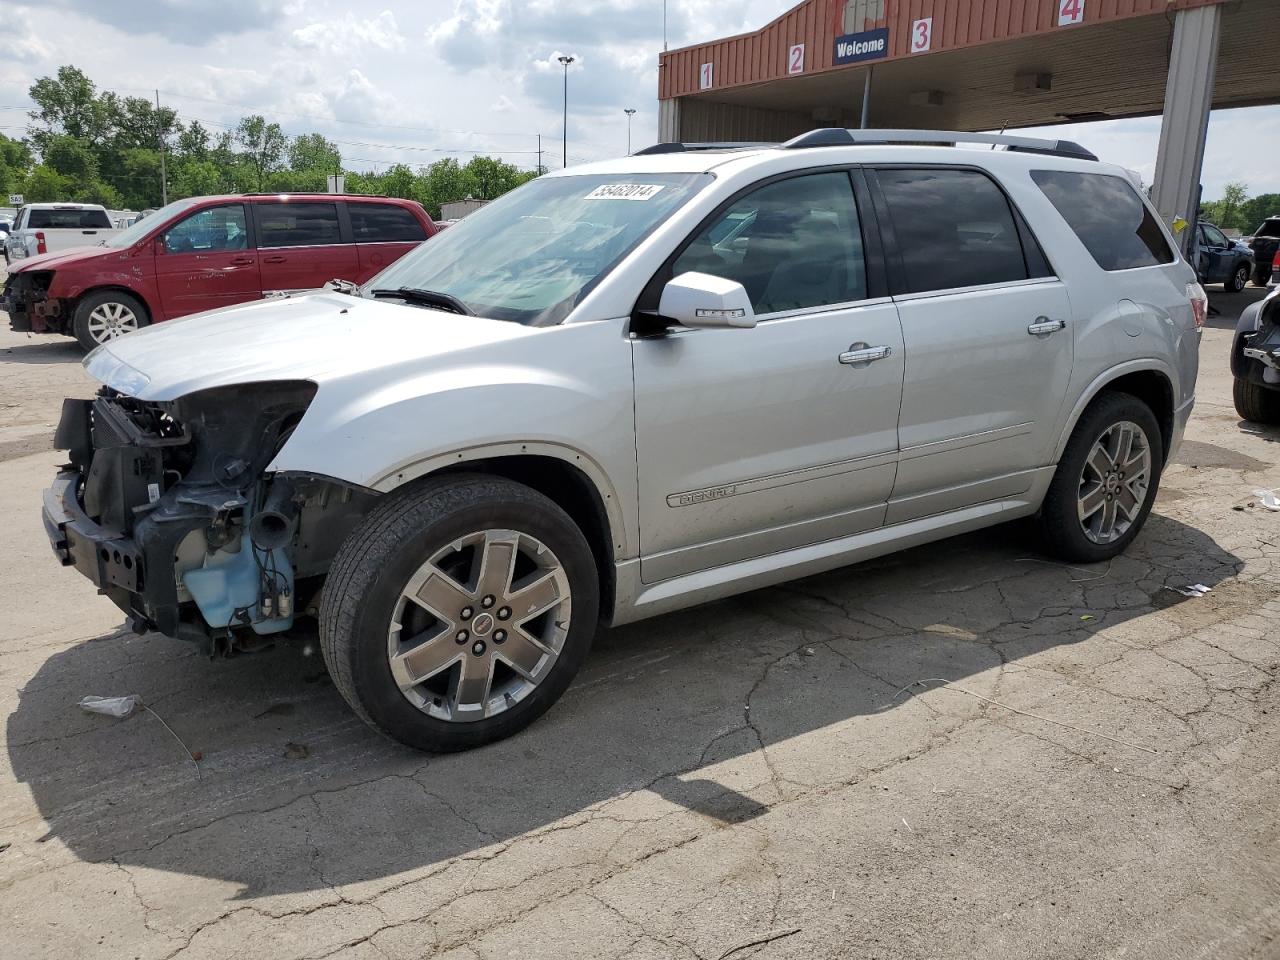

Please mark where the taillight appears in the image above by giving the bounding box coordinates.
[35,231,46,255]
[1187,281,1207,329]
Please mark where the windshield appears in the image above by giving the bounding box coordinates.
[365,172,712,325]
[102,197,202,248]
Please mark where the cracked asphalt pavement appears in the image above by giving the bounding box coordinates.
[1,287,1278,960]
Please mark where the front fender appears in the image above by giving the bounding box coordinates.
[267,317,640,559]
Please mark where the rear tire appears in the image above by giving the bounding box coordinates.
[1038,391,1163,563]
[1229,264,1250,293]
[1253,266,1271,287]
[72,290,149,351]
[320,474,599,752]
[1233,376,1280,424]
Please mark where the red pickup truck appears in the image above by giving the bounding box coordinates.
[2,193,437,350]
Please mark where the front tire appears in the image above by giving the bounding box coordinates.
[1229,264,1250,293]
[73,290,149,351]
[1233,376,1280,424]
[1038,392,1163,563]
[320,474,599,752]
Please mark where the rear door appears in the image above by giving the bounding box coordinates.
[251,200,359,292]
[347,201,429,280]
[154,202,262,319]
[872,166,1073,523]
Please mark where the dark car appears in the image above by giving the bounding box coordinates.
[1196,220,1254,292]
[1232,291,1280,423]
[1,193,437,350]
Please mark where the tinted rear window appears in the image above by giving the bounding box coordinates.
[256,201,341,247]
[1256,219,1280,238]
[1031,170,1174,271]
[27,208,112,229]
[877,168,1030,293]
[349,203,426,242]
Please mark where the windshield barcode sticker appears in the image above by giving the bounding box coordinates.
[584,184,665,201]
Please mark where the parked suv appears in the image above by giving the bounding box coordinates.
[1195,220,1254,292]
[1247,216,1280,285]
[41,130,1202,752]
[2,193,436,350]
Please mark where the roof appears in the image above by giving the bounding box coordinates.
[20,202,108,210]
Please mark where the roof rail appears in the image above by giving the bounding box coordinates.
[782,128,1098,161]
[633,141,777,155]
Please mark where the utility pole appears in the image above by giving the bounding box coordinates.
[155,89,168,206]
[663,0,668,51]
[624,108,636,155]
[537,134,543,175]
[558,55,575,169]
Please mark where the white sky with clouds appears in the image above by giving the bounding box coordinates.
[0,0,1273,199]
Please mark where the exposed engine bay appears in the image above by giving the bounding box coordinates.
[43,381,378,654]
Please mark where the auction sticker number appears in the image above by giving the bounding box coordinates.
[700,62,714,89]
[584,184,666,201]
[1058,0,1084,26]
[788,43,805,75]
[910,18,932,53]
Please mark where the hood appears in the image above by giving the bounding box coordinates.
[9,245,114,272]
[84,292,539,401]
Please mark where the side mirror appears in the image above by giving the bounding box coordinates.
[659,271,756,330]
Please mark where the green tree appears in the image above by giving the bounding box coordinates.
[176,120,210,160]
[0,133,33,195]
[235,115,287,190]
[1241,194,1280,233]
[288,133,341,174]
[27,66,115,153]
[171,159,230,199]
[1216,181,1249,231]
[18,165,74,202]
[43,134,98,182]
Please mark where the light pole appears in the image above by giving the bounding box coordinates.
[624,108,636,154]
[558,55,575,168]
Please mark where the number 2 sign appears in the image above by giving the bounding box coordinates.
[1058,0,1085,26]
[910,18,932,53]
[699,62,713,89]
[788,43,805,75]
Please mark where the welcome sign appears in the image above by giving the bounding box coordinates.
[833,27,889,64]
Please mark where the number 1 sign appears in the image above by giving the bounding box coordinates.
[1058,0,1085,26]
[700,62,713,89]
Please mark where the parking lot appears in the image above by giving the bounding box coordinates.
[1,285,1278,959]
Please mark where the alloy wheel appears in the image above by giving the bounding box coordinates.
[387,529,571,722]
[1077,420,1152,544]
[86,301,140,343]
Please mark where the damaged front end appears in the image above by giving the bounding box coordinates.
[43,381,378,654]
[1,270,60,333]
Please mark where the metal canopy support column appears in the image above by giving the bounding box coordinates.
[1150,4,1222,254]
[658,97,681,143]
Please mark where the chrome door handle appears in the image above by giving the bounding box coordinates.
[1027,317,1066,335]
[838,343,893,366]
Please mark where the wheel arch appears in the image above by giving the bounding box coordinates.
[372,444,629,621]
[1055,363,1176,465]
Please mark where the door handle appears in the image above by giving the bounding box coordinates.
[1027,317,1066,336]
[230,256,254,266]
[838,343,893,366]
[263,255,286,264]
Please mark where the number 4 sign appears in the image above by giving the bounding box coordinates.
[1058,0,1085,26]
[910,18,932,53]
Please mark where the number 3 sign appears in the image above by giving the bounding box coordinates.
[1058,0,1085,26]
[910,18,932,53]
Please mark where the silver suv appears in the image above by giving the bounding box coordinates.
[43,129,1203,751]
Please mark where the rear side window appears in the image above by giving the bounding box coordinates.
[28,208,112,229]
[876,168,1029,294]
[1031,170,1173,271]
[256,202,341,247]
[349,203,426,242]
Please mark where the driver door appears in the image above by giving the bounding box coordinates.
[154,203,262,319]
[632,171,904,583]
